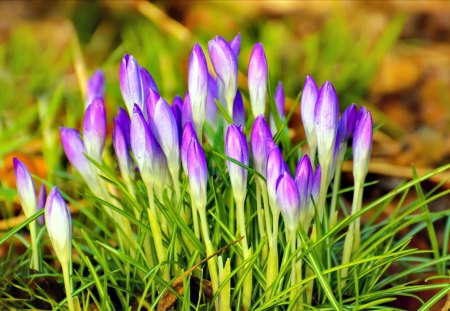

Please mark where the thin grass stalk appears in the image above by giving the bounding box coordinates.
[29,220,39,271]
[236,197,252,309]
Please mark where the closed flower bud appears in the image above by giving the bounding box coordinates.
[86,70,104,107]
[60,127,93,183]
[208,36,238,115]
[83,97,107,163]
[311,165,321,206]
[300,75,319,153]
[182,92,193,130]
[181,121,198,175]
[140,67,158,102]
[206,74,219,126]
[13,158,37,218]
[229,33,241,58]
[338,104,357,146]
[171,95,183,141]
[188,43,209,136]
[295,155,313,207]
[187,139,208,208]
[37,184,46,226]
[113,108,133,181]
[250,115,274,178]
[45,187,72,265]
[119,54,144,115]
[314,81,339,167]
[276,173,300,232]
[233,90,245,127]
[270,81,285,134]
[248,43,268,117]
[225,124,249,203]
[352,107,373,183]
[266,146,286,210]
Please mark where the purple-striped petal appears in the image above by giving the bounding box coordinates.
[250,115,274,178]
[229,33,241,59]
[233,90,245,127]
[187,139,208,207]
[60,127,92,181]
[119,54,144,115]
[113,108,133,181]
[86,70,104,107]
[276,173,300,232]
[352,107,373,182]
[13,158,37,218]
[83,97,107,163]
[248,43,268,117]
[182,92,193,130]
[181,121,198,175]
[294,155,313,209]
[300,75,319,151]
[266,146,286,209]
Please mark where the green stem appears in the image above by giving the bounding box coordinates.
[237,198,252,309]
[62,261,75,311]
[256,183,268,259]
[290,229,297,302]
[260,182,273,244]
[29,220,39,271]
[329,149,345,229]
[266,209,279,301]
[317,161,330,223]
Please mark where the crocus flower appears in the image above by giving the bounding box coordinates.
[182,92,193,130]
[83,97,107,163]
[338,104,357,146]
[266,146,286,210]
[45,187,72,265]
[276,173,300,232]
[140,66,158,101]
[229,33,241,58]
[233,90,245,127]
[85,70,104,107]
[314,81,339,168]
[300,75,319,155]
[130,104,168,191]
[172,95,183,140]
[353,107,373,183]
[225,124,249,203]
[188,43,209,136]
[37,184,46,226]
[13,158,37,218]
[60,127,94,183]
[187,139,208,208]
[270,81,285,134]
[311,165,321,206]
[181,121,198,175]
[205,74,219,126]
[250,115,274,178]
[113,108,133,181]
[248,43,268,117]
[208,36,238,115]
[295,155,314,230]
[120,54,144,115]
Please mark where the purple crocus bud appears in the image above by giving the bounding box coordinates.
[295,155,313,208]
[188,43,209,136]
[85,70,104,107]
[250,115,274,178]
[314,81,339,167]
[266,146,286,210]
[311,165,321,205]
[146,88,161,121]
[140,67,158,102]
[208,36,238,115]
[83,97,107,163]
[300,75,319,154]
[205,74,218,126]
[171,95,183,140]
[276,173,300,232]
[13,158,37,218]
[338,104,357,146]
[248,43,268,117]
[233,90,245,127]
[148,95,180,182]
[181,121,198,175]
[187,139,208,208]
[352,107,373,183]
[120,54,144,115]
[60,127,93,182]
[270,81,285,134]
[37,184,46,226]
[225,124,249,203]
[130,104,168,189]
[182,93,193,130]
[45,187,72,265]
[113,108,133,181]
[229,33,241,58]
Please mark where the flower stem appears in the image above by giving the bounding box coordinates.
[290,229,297,302]
[62,261,75,311]
[237,198,252,309]
[29,220,39,271]
[256,182,268,259]
[329,149,345,229]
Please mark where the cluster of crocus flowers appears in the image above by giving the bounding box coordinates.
[13,33,374,309]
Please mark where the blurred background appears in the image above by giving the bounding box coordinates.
[0,1,449,309]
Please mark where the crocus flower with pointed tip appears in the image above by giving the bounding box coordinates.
[314,81,339,168]
[248,43,268,117]
[83,97,107,163]
[353,107,373,183]
[113,108,134,182]
[250,115,274,178]
[60,127,94,184]
[311,165,321,206]
[140,67,158,101]
[13,158,37,218]
[120,54,144,115]
[208,36,238,115]
[295,155,315,230]
[270,81,285,134]
[233,90,245,127]
[338,104,357,146]
[205,74,219,126]
[172,95,183,140]
[86,70,104,107]
[187,139,208,208]
[266,146,286,210]
[188,43,209,136]
[37,184,46,226]
[229,33,241,58]
[225,124,249,204]
[45,187,72,265]
[300,75,319,156]
[182,92,193,130]
[130,104,168,191]
[276,173,300,232]
[181,121,198,175]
